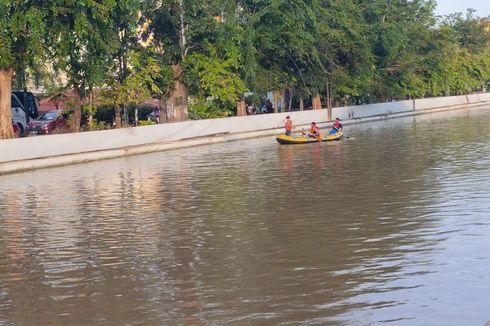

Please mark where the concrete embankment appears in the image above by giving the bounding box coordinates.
[1,93,490,175]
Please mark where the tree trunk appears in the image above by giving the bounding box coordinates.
[326,83,331,109]
[70,91,82,132]
[88,112,93,129]
[237,99,246,116]
[115,105,122,128]
[179,0,186,61]
[0,69,15,139]
[170,64,188,122]
[312,94,322,110]
[122,106,129,127]
[326,83,332,121]
[280,90,286,113]
[159,97,167,123]
[177,83,188,121]
[87,87,94,129]
[299,97,304,111]
[273,91,280,113]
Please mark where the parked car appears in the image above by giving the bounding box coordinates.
[12,91,39,119]
[11,93,29,135]
[26,110,67,135]
[12,122,20,137]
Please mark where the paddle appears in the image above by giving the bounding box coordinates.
[333,127,349,138]
[302,129,321,141]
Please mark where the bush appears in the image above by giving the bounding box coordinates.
[94,105,115,125]
[92,104,157,126]
[83,120,109,131]
[188,98,233,120]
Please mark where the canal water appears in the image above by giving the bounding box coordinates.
[1,107,490,325]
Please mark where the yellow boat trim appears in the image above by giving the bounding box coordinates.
[276,131,343,144]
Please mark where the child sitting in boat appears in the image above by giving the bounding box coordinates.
[284,116,292,136]
[329,118,342,135]
[308,122,320,138]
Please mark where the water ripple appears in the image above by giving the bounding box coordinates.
[1,108,490,324]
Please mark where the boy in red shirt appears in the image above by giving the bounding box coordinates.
[329,118,342,135]
[284,116,293,136]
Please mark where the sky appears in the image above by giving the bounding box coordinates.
[434,0,489,17]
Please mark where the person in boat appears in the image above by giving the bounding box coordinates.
[308,122,320,138]
[329,117,343,135]
[284,116,292,136]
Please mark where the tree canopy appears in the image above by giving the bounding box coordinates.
[1,0,490,138]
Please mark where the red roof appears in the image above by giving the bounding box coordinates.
[39,90,77,112]
[38,90,160,112]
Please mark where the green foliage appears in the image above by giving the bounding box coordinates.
[248,0,326,95]
[245,93,262,106]
[49,0,117,90]
[108,51,162,107]
[184,42,245,109]
[2,0,490,130]
[85,120,108,131]
[444,10,490,53]
[128,0,490,113]
[0,2,47,69]
[188,98,233,120]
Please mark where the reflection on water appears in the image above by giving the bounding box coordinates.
[1,107,490,325]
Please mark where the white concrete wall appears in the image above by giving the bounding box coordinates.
[467,94,480,103]
[414,95,468,111]
[468,93,490,103]
[0,111,330,163]
[332,100,414,120]
[1,93,489,170]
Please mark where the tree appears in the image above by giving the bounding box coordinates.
[0,1,46,139]
[184,42,246,118]
[315,0,373,105]
[248,0,325,105]
[108,0,147,128]
[148,0,195,121]
[149,0,247,119]
[358,0,437,100]
[445,10,490,53]
[103,50,162,124]
[49,0,116,132]
[181,2,247,116]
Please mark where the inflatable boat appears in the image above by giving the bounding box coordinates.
[276,131,343,144]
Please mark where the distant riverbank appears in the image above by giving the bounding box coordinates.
[1,93,489,175]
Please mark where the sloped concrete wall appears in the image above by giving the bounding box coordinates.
[467,93,490,103]
[414,95,468,111]
[332,100,414,121]
[0,111,328,162]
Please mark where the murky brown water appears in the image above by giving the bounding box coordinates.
[1,107,490,325]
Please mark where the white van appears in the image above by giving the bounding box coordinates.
[11,93,28,135]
